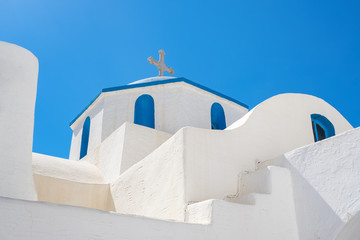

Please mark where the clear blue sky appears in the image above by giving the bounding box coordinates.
[1,0,360,158]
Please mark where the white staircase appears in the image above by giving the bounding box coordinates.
[185,166,299,239]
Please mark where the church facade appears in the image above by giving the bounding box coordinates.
[1,41,360,240]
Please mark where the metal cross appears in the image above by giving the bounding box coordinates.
[147,49,174,76]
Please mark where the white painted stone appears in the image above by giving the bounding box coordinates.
[69,81,247,159]
[185,200,213,224]
[335,211,360,240]
[109,93,353,223]
[69,99,104,160]
[32,153,104,184]
[0,166,299,240]
[0,196,211,240]
[33,174,115,211]
[83,122,171,182]
[111,129,186,221]
[0,41,38,201]
[271,127,360,240]
[183,93,352,203]
[187,167,299,239]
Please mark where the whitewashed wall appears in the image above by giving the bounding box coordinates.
[272,127,360,240]
[83,122,171,182]
[0,196,210,240]
[69,99,104,160]
[111,129,186,221]
[32,153,104,184]
[0,177,299,240]
[3,123,359,240]
[69,81,247,159]
[0,42,38,200]
[183,93,353,203]
[186,167,299,239]
[111,93,353,222]
[335,211,360,240]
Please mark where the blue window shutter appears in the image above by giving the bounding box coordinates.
[211,103,226,130]
[134,94,155,129]
[311,114,335,142]
[80,117,90,159]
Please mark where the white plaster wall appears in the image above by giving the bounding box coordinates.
[111,129,186,221]
[0,196,212,240]
[183,127,255,202]
[186,167,299,239]
[183,93,353,203]
[335,211,360,240]
[109,93,352,221]
[69,99,104,160]
[0,167,299,240]
[83,122,171,182]
[70,81,247,158]
[83,123,126,182]
[120,122,171,174]
[271,127,360,240]
[0,42,38,200]
[33,174,115,211]
[32,153,104,184]
[159,83,246,132]
[69,131,79,160]
[32,154,114,212]
[99,82,247,139]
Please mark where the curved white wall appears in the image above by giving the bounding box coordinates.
[0,42,38,200]
[32,153,104,184]
[184,93,353,202]
[111,93,353,222]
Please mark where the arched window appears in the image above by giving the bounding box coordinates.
[211,103,226,130]
[80,117,90,159]
[311,114,335,142]
[134,94,155,129]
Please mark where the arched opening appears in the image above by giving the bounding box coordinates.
[211,103,226,130]
[80,117,90,159]
[134,94,155,129]
[311,114,335,142]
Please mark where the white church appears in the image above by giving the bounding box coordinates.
[1,41,360,240]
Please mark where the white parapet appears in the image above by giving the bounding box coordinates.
[0,41,38,200]
[273,127,360,240]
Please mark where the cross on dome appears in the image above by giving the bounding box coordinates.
[147,49,174,76]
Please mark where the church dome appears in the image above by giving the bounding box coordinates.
[129,76,176,85]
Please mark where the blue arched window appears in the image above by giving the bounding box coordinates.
[80,117,90,159]
[134,94,155,129]
[311,114,335,142]
[211,103,226,130]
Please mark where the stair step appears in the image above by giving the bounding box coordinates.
[240,167,271,195]
[232,192,271,205]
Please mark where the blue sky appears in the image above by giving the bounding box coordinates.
[1,0,360,158]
